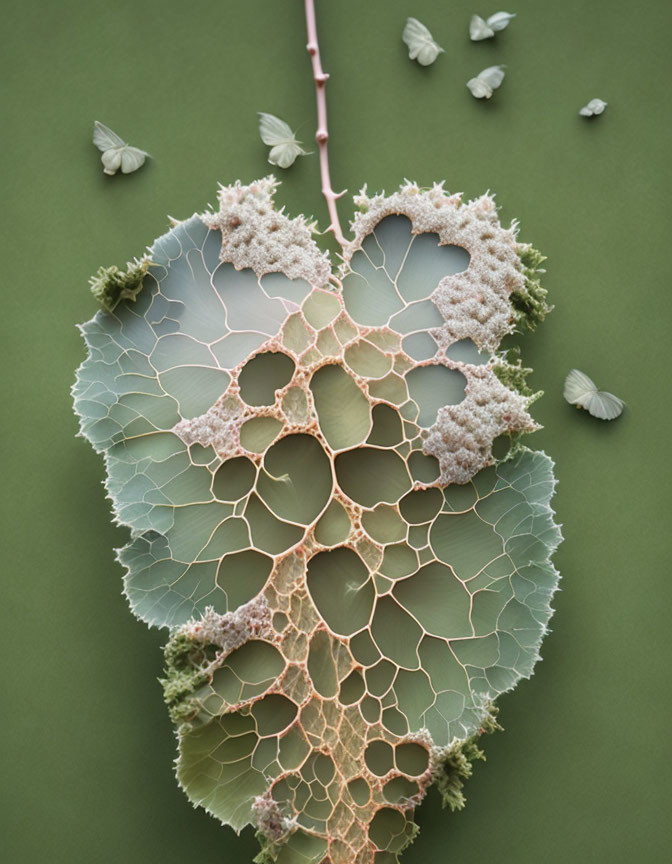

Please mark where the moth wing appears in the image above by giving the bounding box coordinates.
[478,65,506,89]
[487,11,516,31]
[589,98,607,114]
[470,15,494,40]
[588,391,625,421]
[258,113,295,146]
[120,146,148,174]
[93,121,126,152]
[563,369,598,407]
[403,17,442,64]
[268,141,305,170]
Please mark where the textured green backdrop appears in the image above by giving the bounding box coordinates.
[2,0,671,861]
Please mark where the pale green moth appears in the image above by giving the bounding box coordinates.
[564,369,625,420]
[92,120,149,175]
[466,65,506,99]
[579,98,608,117]
[469,11,516,41]
[258,113,308,169]
[402,17,444,66]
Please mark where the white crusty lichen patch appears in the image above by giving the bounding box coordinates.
[424,364,538,484]
[74,177,560,864]
[202,175,332,286]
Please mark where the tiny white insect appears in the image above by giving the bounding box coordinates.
[258,113,308,169]
[470,11,516,41]
[92,121,150,176]
[579,98,608,117]
[563,369,625,420]
[402,17,444,66]
[466,65,506,99]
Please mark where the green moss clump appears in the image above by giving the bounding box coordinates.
[161,631,218,727]
[493,345,541,401]
[89,255,152,311]
[435,704,502,812]
[510,244,551,332]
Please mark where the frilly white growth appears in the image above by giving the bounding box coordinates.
[564,369,624,420]
[579,98,608,117]
[402,17,444,66]
[469,11,516,41]
[92,120,149,175]
[258,113,308,169]
[202,176,331,285]
[466,65,506,99]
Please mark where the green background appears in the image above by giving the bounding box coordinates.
[2,0,670,861]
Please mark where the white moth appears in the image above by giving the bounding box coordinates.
[466,65,506,99]
[579,98,608,117]
[258,113,308,169]
[92,121,149,175]
[470,11,516,41]
[563,369,625,420]
[402,17,444,66]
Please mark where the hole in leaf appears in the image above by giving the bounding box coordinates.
[361,695,381,723]
[365,660,397,697]
[339,670,366,705]
[364,740,395,777]
[366,404,403,447]
[335,448,411,507]
[251,694,298,736]
[306,548,375,636]
[399,488,443,524]
[394,742,429,776]
[238,351,295,406]
[349,629,381,666]
[347,777,370,806]
[314,500,351,546]
[212,456,256,501]
[257,434,332,525]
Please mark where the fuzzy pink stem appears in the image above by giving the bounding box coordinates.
[304,0,347,250]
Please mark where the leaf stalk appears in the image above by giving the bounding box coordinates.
[304,0,347,250]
